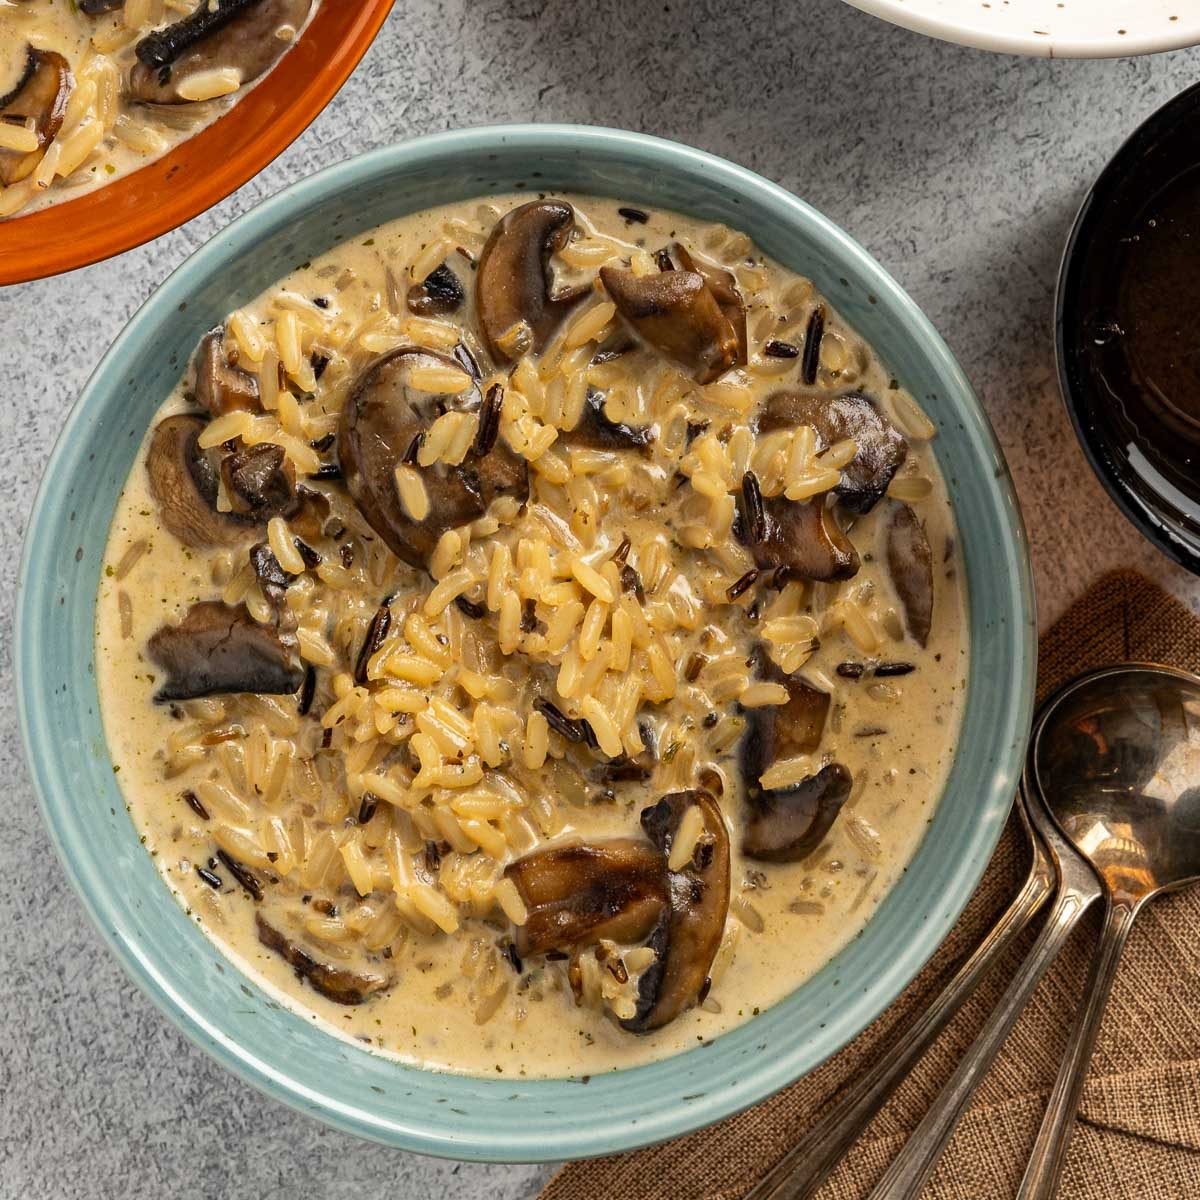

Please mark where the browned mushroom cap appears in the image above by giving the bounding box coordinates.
[742,763,852,863]
[621,790,731,1034]
[759,391,907,514]
[600,266,739,385]
[256,914,390,1005]
[567,386,654,451]
[408,263,465,316]
[740,472,859,582]
[476,200,586,361]
[671,244,748,367]
[504,839,668,959]
[338,346,528,570]
[146,414,257,548]
[193,327,259,417]
[887,501,933,647]
[148,601,304,702]
[0,47,72,187]
[220,442,296,518]
[129,0,313,104]
[739,651,830,795]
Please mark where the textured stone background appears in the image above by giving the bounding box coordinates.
[2,3,1200,1197]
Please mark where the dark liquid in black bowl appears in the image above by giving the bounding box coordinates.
[1060,83,1200,570]
[1086,164,1200,501]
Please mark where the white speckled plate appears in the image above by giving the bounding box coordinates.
[845,0,1199,57]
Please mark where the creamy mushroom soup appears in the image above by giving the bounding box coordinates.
[0,0,317,219]
[96,194,968,1077]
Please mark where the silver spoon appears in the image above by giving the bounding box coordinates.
[744,791,1056,1200]
[1016,663,1200,1200]
[858,759,1104,1199]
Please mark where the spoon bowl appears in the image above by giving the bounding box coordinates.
[1031,663,1200,903]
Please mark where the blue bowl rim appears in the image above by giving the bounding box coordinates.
[15,123,1035,1162]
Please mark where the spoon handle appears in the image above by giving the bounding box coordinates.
[1016,897,1138,1200]
[863,881,1100,1200]
[745,853,1055,1200]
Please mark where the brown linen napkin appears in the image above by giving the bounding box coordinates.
[542,570,1200,1200]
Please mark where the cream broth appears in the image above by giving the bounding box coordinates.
[95,194,968,1077]
[0,0,316,219]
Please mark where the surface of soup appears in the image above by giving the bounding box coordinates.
[96,193,968,1077]
[0,0,316,219]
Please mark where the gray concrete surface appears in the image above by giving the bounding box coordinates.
[2,2,1200,1197]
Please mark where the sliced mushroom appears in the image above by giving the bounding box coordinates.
[476,200,586,361]
[221,442,296,519]
[759,391,907,514]
[740,472,859,582]
[193,327,259,417]
[887,501,933,647]
[504,839,668,959]
[129,0,313,105]
[289,486,330,544]
[408,263,465,316]
[79,0,126,13]
[0,47,72,187]
[600,266,739,384]
[147,601,304,702]
[742,763,853,863]
[338,346,528,570]
[250,541,290,607]
[256,914,390,1005]
[671,244,747,367]
[739,652,830,795]
[145,414,256,548]
[622,790,730,1034]
[568,386,655,451]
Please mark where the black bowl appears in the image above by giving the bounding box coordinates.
[1056,80,1200,575]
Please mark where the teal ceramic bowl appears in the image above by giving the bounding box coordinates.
[16,125,1035,1162]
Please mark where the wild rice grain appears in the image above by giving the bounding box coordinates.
[403,432,424,465]
[474,384,503,455]
[726,568,759,600]
[801,304,826,386]
[294,539,322,569]
[741,471,767,543]
[196,865,222,889]
[215,850,263,901]
[182,789,210,820]
[354,603,392,684]
[534,698,586,744]
[358,791,381,825]
[454,595,486,619]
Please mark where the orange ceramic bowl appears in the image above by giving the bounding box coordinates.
[0,1,394,286]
